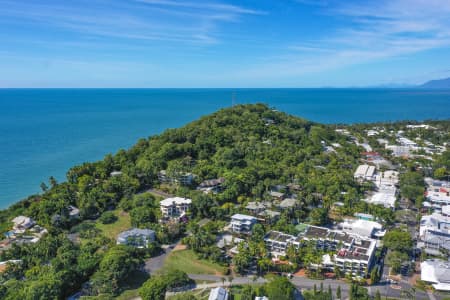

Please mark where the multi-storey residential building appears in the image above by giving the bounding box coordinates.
[263,224,377,278]
[117,228,155,248]
[230,214,257,234]
[158,170,194,185]
[160,197,192,219]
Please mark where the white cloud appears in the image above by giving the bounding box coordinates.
[0,0,261,45]
[239,0,450,84]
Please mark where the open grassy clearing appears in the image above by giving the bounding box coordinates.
[163,249,226,276]
[95,209,131,239]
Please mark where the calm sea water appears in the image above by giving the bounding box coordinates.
[0,88,449,207]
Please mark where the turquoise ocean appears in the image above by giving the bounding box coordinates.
[0,88,449,207]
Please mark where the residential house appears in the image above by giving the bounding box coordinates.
[421,259,450,291]
[12,216,35,232]
[117,228,155,248]
[418,208,450,254]
[197,178,225,193]
[425,179,450,206]
[278,198,298,210]
[245,202,267,215]
[68,205,80,219]
[269,191,285,201]
[354,165,376,181]
[209,287,229,300]
[230,214,257,234]
[258,210,281,224]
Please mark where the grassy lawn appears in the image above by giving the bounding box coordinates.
[163,249,226,275]
[95,210,131,239]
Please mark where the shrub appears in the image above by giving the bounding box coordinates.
[99,211,118,224]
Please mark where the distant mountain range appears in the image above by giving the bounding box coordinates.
[419,77,450,89]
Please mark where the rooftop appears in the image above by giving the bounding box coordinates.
[278,198,298,208]
[160,197,192,207]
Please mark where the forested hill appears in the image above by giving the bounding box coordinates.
[0,104,365,298]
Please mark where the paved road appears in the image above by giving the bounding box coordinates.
[144,241,179,274]
[146,188,174,198]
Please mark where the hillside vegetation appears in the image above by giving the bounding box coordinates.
[0,104,373,298]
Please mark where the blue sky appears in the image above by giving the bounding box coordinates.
[1,0,450,87]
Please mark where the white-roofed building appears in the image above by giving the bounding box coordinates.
[110,171,122,177]
[426,180,450,206]
[160,197,192,218]
[421,259,450,291]
[230,214,257,234]
[117,228,155,248]
[373,170,399,188]
[208,287,228,300]
[419,211,450,253]
[11,216,35,232]
[68,205,80,219]
[365,186,397,208]
[338,219,386,239]
[354,165,376,181]
[386,145,411,157]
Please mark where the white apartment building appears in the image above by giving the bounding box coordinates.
[338,219,386,239]
[160,197,192,218]
[263,225,377,277]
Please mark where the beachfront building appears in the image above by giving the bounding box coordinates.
[421,259,450,291]
[117,228,155,248]
[418,208,450,254]
[230,214,257,234]
[160,197,192,219]
[208,287,229,300]
[11,216,35,232]
[354,164,376,181]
